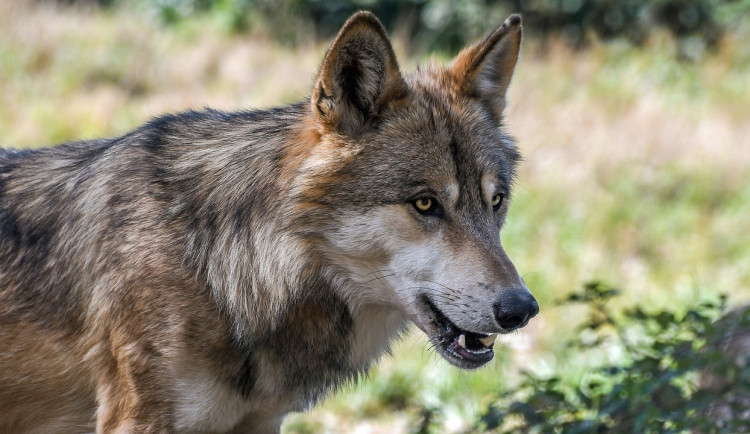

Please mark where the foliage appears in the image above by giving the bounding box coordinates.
[475,282,750,433]
[119,0,750,55]
[55,0,750,54]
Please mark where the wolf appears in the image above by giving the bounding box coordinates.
[0,11,538,433]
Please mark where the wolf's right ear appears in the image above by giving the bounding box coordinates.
[312,11,408,135]
[449,15,522,122]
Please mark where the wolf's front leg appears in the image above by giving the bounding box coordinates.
[93,339,174,433]
[228,411,287,434]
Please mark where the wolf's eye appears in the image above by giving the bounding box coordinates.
[492,193,504,210]
[412,197,442,216]
[414,198,433,212]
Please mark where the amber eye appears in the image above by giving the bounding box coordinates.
[492,193,504,210]
[411,197,444,217]
[414,198,433,212]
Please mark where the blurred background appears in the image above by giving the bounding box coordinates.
[1,0,749,431]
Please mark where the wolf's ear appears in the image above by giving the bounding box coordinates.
[449,15,522,122]
[312,11,407,135]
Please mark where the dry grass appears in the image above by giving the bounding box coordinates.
[0,1,322,147]
[2,1,749,432]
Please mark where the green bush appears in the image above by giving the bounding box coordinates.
[121,0,750,54]
[59,0,750,57]
[477,283,750,433]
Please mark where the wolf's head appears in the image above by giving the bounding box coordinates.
[294,11,538,369]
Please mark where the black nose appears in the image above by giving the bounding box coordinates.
[494,290,539,331]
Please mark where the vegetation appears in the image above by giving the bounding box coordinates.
[481,283,750,433]
[136,0,750,56]
[1,1,748,432]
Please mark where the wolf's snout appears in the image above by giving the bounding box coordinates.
[493,290,539,331]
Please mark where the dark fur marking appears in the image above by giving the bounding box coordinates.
[268,283,355,400]
[229,339,259,398]
[0,206,54,269]
[0,206,81,329]
[232,207,247,237]
[447,138,463,200]
[340,55,367,114]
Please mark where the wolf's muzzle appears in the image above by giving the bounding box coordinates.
[493,289,539,331]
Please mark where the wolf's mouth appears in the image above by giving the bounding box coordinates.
[422,296,497,369]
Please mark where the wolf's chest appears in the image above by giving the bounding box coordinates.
[172,371,252,432]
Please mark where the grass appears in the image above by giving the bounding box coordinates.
[1,1,749,432]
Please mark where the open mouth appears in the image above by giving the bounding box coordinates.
[422,296,498,369]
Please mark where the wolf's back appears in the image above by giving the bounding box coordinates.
[0,106,302,320]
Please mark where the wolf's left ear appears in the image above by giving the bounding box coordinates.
[449,15,522,122]
[312,11,408,135]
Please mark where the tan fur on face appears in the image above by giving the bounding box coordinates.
[321,200,524,337]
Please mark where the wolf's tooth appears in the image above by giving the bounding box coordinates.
[479,333,498,347]
[458,334,466,348]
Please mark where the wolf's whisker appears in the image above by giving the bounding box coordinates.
[360,273,397,285]
[418,279,459,294]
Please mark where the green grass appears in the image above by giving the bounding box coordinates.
[1,1,748,432]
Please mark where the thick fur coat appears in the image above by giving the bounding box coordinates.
[0,12,538,433]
